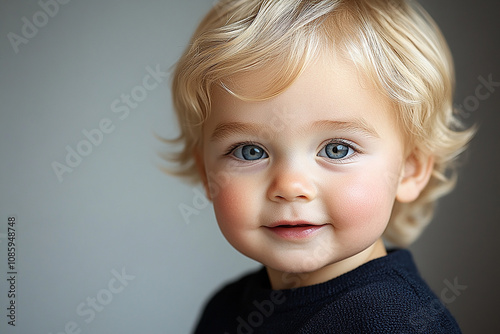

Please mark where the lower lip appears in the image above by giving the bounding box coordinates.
[266,225,325,240]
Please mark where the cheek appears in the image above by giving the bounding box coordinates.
[210,177,257,238]
[325,168,397,232]
[212,187,241,226]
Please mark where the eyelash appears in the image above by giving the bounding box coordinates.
[223,139,361,162]
[318,139,360,163]
[223,141,261,157]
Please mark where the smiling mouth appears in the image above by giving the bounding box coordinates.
[267,220,319,228]
[274,224,314,228]
[266,221,326,239]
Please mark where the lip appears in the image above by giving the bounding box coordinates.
[265,220,326,240]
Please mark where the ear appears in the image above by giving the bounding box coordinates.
[396,152,434,203]
[193,149,212,201]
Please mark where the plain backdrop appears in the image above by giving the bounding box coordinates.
[0,0,499,333]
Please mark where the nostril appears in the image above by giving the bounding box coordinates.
[273,194,310,202]
[268,177,317,202]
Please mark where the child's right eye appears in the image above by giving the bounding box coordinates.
[231,144,269,161]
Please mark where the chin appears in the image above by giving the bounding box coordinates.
[262,255,335,275]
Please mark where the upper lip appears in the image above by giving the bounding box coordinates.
[267,220,321,228]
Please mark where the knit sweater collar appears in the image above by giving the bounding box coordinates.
[244,249,416,311]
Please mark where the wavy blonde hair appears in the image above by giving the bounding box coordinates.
[165,0,475,246]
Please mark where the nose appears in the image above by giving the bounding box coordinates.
[267,164,317,202]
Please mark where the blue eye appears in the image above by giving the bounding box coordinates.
[232,144,268,161]
[318,142,353,160]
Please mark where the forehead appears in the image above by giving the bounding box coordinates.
[205,52,398,139]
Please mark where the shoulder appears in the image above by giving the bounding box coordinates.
[204,266,268,305]
[193,267,267,333]
[299,250,462,333]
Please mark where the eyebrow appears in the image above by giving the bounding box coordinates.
[310,119,379,138]
[210,122,262,142]
[210,119,379,142]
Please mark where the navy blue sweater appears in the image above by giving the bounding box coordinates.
[193,250,461,333]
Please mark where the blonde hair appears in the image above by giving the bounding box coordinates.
[165,0,475,246]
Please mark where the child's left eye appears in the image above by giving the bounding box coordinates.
[317,142,355,160]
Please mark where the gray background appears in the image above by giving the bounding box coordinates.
[0,0,498,333]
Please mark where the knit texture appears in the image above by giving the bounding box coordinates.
[193,250,461,334]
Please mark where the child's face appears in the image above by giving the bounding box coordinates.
[197,53,409,288]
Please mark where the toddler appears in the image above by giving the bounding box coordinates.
[167,0,474,332]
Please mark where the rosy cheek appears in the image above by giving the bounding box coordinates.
[210,178,255,235]
[327,174,394,231]
[212,187,241,224]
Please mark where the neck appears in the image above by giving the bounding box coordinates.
[266,239,387,290]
